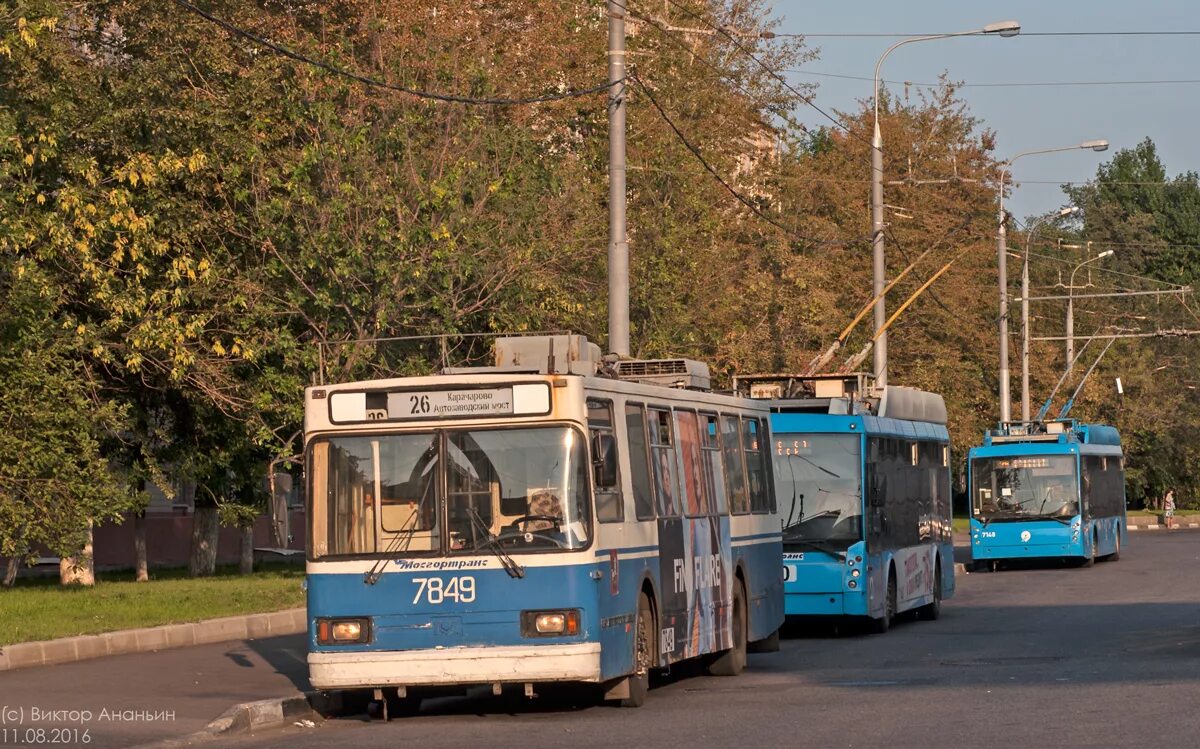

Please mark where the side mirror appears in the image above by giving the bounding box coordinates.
[593,432,618,489]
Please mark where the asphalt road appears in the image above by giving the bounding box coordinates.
[214,530,1200,749]
[3,532,1197,749]
[0,633,309,748]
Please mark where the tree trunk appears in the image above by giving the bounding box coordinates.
[3,556,20,587]
[189,505,219,577]
[60,523,95,586]
[133,510,149,582]
[239,524,255,575]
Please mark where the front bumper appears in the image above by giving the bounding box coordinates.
[309,642,602,689]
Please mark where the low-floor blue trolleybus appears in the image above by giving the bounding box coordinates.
[968,420,1126,568]
[305,335,784,715]
[737,373,954,633]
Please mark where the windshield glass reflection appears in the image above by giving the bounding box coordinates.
[972,455,1079,521]
[772,433,863,549]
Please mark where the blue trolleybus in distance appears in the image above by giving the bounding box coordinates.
[304,335,784,716]
[738,373,954,633]
[968,420,1126,568]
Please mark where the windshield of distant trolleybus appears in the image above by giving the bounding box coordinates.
[772,433,863,549]
[971,455,1078,521]
[309,427,590,558]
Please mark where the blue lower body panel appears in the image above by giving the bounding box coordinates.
[970,518,1085,561]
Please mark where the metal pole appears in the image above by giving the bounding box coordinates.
[997,193,1011,422]
[1019,217,1047,422]
[1065,292,1075,376]
[607,1,630,357]
[1020,250,1031,421]
[871,123,887,387]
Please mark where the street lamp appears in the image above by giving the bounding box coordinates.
[995,139,1108,422]
[1066,249,1116,373]
[1021,206,1080,420]
[871,20,1020,389]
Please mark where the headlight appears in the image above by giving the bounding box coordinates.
[847,580,858,589]
[851,568,860,578]
[316,617,371,644]
[521,609,581,637]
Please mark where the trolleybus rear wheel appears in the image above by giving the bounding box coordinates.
[918,563,942,621]
[706,580,748,676]
[1108,532,1121,562]
[620,592,654,708]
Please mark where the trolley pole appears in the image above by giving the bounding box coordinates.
[607,0,630,358]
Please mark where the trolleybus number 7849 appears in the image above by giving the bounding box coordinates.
[412,576,477,604]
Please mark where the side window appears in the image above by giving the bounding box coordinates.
[1082,456,1100,517]
[721,415,750,514]
[865,437,884,552]
[624,404,656,520]
[588,399,623,523]
[649,408,681,518]
[701,413,728,515]
[676,410,709,517]
[744,418,769,513]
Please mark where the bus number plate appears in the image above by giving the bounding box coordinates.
[412,576,476,605]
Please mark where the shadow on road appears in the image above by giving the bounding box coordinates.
[241,634,313,693]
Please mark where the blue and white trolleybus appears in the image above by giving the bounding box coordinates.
[305,335,784,715]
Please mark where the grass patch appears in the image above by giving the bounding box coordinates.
[0,564,305,646]
[1128,509,1200,517]
[952,517,970,533]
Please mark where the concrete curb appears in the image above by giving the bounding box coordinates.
[0,608,306,672]
[1128,522,1200,531]
[202,693,322,737]
[132,692,331,749]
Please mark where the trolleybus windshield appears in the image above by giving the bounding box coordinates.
[971,455,1078,522]
[309,426,590,558]
[772,433,863,550]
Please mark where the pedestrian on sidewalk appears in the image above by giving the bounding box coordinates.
[1164,488,1176,529]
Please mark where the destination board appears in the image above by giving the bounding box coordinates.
[387,388,513,419]
[328,383,551,423]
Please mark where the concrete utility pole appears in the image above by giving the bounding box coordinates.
[997,201,1011,422]
[871,20,1019,389]
[607,0,630,358]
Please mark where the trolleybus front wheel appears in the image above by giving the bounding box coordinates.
[617,591,655,708]
[1082,530,1097,567]
[870,571,897,634]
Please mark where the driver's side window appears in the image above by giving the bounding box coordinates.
[589,399,624,523]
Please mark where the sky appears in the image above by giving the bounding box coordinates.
[770,0,1199,220]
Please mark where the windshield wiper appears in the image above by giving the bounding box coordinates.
[1028,514,1074,525]
[782,536,845,558]
[467,508,525,579]
[789,453,840,478]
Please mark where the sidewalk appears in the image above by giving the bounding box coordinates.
[0,633,312,748]
[1127,515,1200,530]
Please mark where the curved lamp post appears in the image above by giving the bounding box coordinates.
[995,139,1108,421]
[1066,249,1116,374]
[871,20,1020,389]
